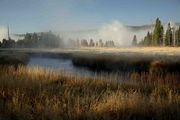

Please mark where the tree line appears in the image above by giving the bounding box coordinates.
[80,39,115,47]
[132,18,180,47]
[0,31,64,48]
[0,31,115,48]
[68,39,115,47]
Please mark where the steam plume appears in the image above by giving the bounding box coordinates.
[0,26,7,42]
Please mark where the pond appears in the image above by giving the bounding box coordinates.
[27,57,95,76]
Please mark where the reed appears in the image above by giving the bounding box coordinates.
[0,65,179,120]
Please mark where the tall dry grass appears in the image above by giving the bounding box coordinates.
[0,66,179,120]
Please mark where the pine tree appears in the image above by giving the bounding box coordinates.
[24,33,31,42]
[143,36,148,46]
[165,23,173,46]
[153,18,164,46]
[99,39,104,47]
[143,32,152,46]
[175,26,180,46]
[89,39,95,47]
[179,27,180,46]
[132,35,137,46]
[81,39,88,47]
[32,33,39,47]
[24,33,32,47]
[138,39,144,46]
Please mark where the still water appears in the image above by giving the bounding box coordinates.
[27,57,95,76]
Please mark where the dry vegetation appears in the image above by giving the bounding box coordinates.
[0,47,180,120]
[0,66,180,120]
[2,47,180,55]
[77,47,180,55]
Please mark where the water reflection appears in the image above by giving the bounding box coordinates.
[27,57,95,76]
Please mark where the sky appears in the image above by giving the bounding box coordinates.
[0,0,180,34]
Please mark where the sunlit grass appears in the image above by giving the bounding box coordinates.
[78,47,180,55]
[2,47,180,55]
[0,65,179,120]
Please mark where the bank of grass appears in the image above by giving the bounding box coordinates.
[0,66,180,120]
[0,51,29,66]
[72,53,180,74]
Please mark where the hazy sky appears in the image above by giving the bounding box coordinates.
[0,0,180,33]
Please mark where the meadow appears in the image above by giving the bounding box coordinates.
[0,47,180,120]
[0,66,179,120]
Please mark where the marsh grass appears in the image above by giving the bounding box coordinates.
[72,53,180,74]
[0,51,29,66]
[0,65,179,120]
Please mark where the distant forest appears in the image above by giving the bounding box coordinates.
[1,18,180,48]
[0,31,115,48]
[0,31,64,48]
[132,18,180,47]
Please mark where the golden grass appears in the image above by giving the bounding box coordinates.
[78,47,180,55]
[0,65,180,120]
[2,47,180,56]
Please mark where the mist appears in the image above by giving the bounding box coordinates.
[0,21,153,47]
[98,21,154,46]
[59,20,153,47]
[97,21,130,46]
[0,26,7,42]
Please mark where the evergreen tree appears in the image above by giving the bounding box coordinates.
[96,42,98,47]
[143,36,147,46]
[81,39,88,47]
[24,33,32,47]
[89,39,95,47]
[24,33,31,41]
[153,18,164,46]
[165,23,173,46]
[99,39,104,47]
[17,40,25,48]
[138,39,144,46]
[31,33,39,47]
[179,27,180,46]
[1,38,15,48]
[175,26,180,46]
[132,35,137,46]
[144,32,152,46]
[105,40,115,47]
